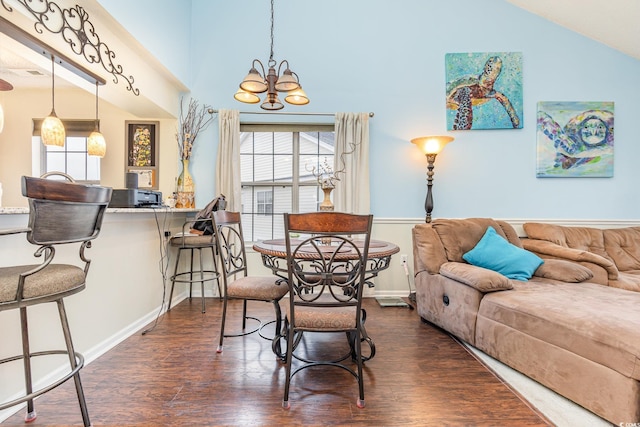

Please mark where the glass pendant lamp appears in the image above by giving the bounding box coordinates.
[87,82,106,157]
[41,55,65,147]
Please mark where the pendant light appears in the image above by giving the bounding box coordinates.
[87,81,106,157]
[41,55,65,147]
[235,0,309,110]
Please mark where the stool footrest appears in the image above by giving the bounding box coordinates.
[0,350,84,411]
[170,271,220,283]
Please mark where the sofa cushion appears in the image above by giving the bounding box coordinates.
[523,223,614,264]
[478,281,640,382]
[533,259,594,283]
[603,227,640,271]
[440,262,513,292]
[463,226,543,281]
[432,218,521,263]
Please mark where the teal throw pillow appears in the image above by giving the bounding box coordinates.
[463,226,544,281]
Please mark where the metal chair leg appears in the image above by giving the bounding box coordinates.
[58,300,91,427]
[20,307,36,423]
[217,296,228,353]
[198,248,206,313]
[167,246,184,311]
[188,248,195,300]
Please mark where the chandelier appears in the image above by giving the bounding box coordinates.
[234,0,309,110]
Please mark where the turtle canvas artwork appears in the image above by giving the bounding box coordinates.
[446,52,523,130]
[536,101,614,178]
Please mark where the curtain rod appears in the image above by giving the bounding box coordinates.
[208,109,374,117]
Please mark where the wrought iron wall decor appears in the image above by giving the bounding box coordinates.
[1,0,139,95]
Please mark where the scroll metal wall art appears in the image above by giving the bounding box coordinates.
[1,0,140,95]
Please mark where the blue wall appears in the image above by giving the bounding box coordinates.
[105,0,640,220]
[97,0,192,87]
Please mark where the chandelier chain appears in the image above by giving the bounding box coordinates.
[269,0,275,66]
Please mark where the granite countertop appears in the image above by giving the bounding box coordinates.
[0,207,199,215]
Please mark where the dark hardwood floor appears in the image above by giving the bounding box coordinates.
[3,298,550,426]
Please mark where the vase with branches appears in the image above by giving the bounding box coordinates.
[175,97,214,208]
[306,140,361,211]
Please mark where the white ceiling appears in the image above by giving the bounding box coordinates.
[506,0,640,60]
[1,1,638,92]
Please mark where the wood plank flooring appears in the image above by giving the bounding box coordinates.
[2,298,550,426]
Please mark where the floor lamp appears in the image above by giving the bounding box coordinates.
[411,136,454,223]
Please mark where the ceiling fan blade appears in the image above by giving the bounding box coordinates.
[0,78,14,91]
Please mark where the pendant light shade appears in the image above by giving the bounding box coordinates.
[273,67,299,92]
[88,130,106,157]
[239,66,268,93]
[42,55,65,147]
[284,86,309,105]
[88,81,106,157]
[261,93,284,111]
[234,88,261,104]
[41,113,65,146]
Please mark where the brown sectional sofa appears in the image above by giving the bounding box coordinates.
[522,222,640,292]
[412,218,640,425]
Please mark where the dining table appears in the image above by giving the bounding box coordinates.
[253,238,400,361]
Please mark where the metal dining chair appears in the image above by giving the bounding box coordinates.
[213,210,289,357]
[0,175,112,426]
[281,211,374,409]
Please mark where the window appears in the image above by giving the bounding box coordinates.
[32,119,101,183]
[240,124,335,241]
[256,190,273,215]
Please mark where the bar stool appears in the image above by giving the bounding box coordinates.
[0,175,111,426]
[167,217,222,313]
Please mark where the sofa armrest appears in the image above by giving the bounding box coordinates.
[533,258,594,283]
[439,262,513,293]
[521,238,618,281]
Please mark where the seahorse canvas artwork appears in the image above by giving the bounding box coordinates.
[536,101,614,178]
[445,52,523,130]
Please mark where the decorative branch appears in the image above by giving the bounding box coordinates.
[306,139,362,189]
[2,0,139,95]
[177,97,214,160]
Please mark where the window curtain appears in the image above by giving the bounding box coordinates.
[215,109,241,212]
[333,112,370,214]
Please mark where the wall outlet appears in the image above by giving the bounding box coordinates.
[164,231,171,238]
[401,254,408,263]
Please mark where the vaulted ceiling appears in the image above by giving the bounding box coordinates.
[506,0,640,60]
[1,1,638,92]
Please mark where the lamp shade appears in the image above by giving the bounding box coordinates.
[88,130,106,157]
[411,136,454,155]
[41,111,65,147]
[239,67,268,93]
[261,94,284,110]
[274,68,300,92]
[284,87,309,105]
[234,89,261,104]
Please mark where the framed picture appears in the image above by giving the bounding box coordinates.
[127,169,156,189]
[536,101,614,178]
[445,52,523,130]
[125,121,159,189]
